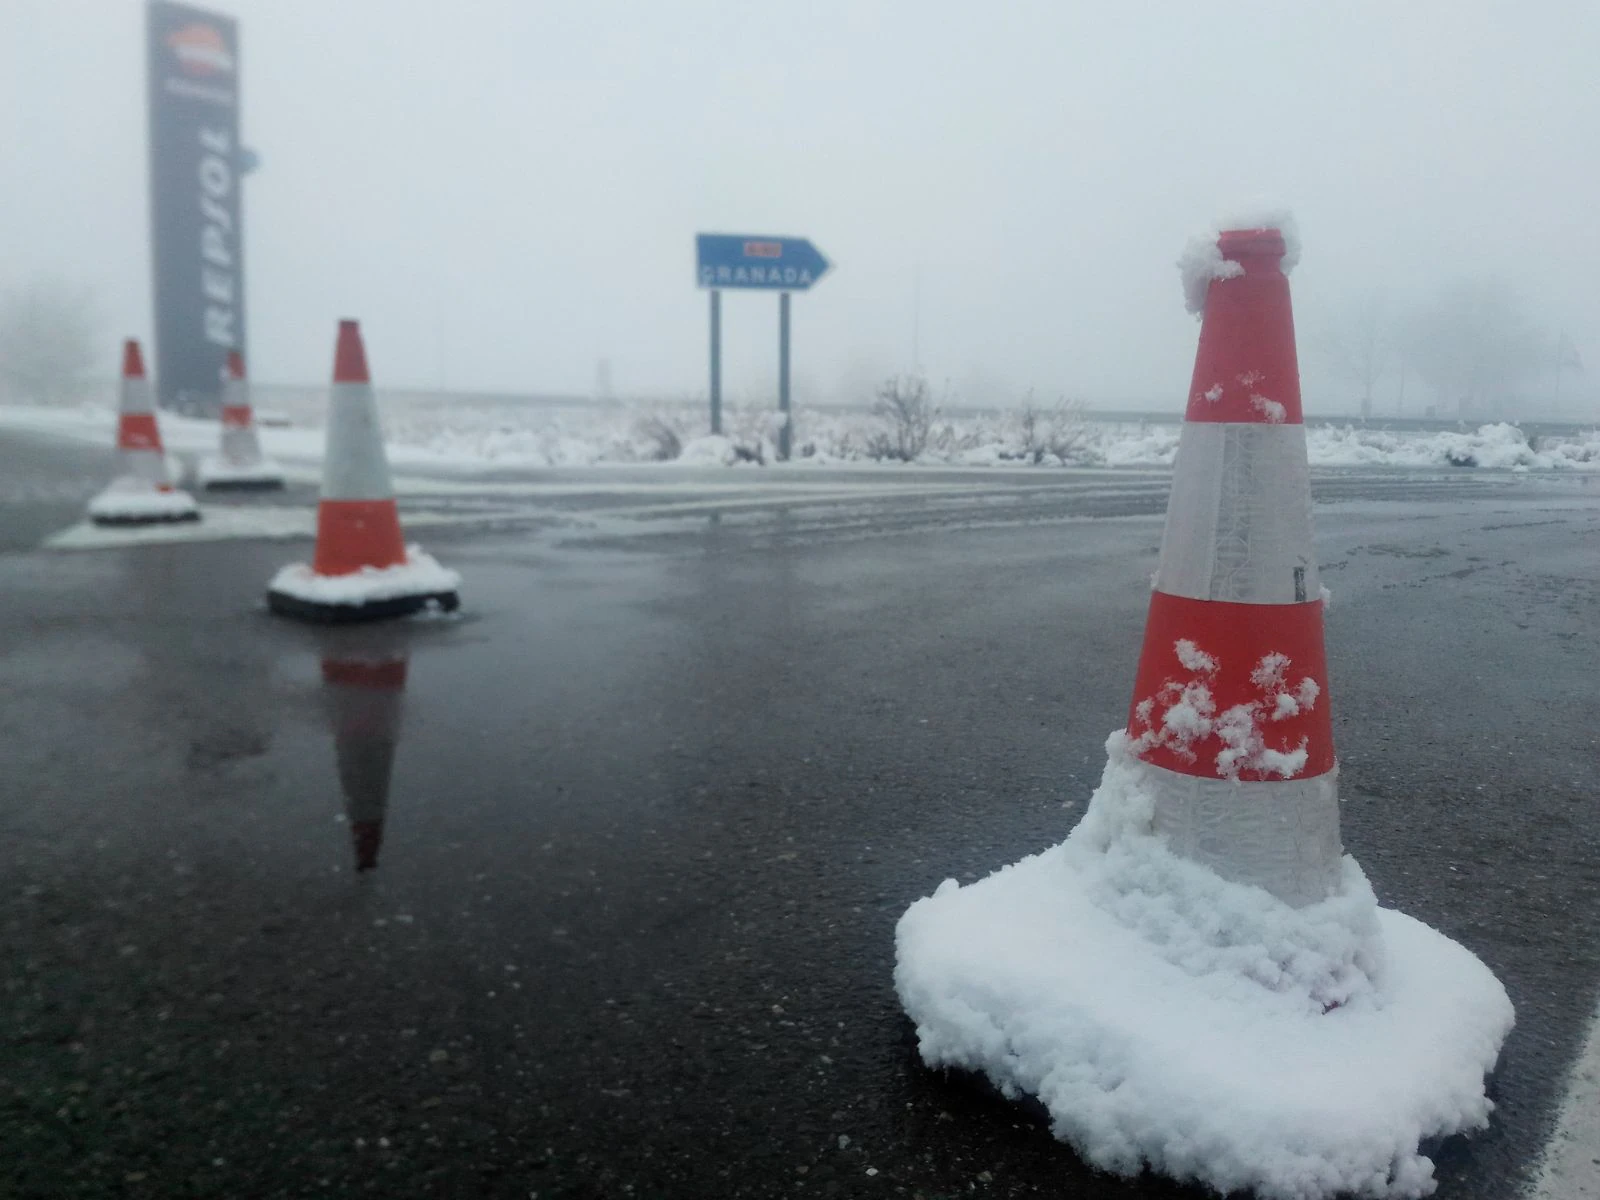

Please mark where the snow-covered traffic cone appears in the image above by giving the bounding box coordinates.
[893,217,1513,1200]
[321,638,409,871]
[266,320,460,622]
[199,350,284,490]
[1123,224,1338,907]
[87,339,200,526]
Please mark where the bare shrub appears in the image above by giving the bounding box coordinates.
[634,413,684,461]
[1014,390,1091,464]
[873,373,935,461]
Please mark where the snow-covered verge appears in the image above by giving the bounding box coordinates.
[895,732,1514,1200]
[1,400,1595,473]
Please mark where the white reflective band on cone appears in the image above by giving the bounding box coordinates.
[321,381,395,501]
[120,448,170,487]
[1146,762,1344,907]
[120,372,155,416]
[220,375,265,465]
[1156,422,1320,605]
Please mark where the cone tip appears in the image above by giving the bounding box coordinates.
[122,339,145,378]
[226,349,245,380]
[333,320,370,384]
[1217,226,1288,260]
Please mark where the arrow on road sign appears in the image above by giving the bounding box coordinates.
[695,234,831,291]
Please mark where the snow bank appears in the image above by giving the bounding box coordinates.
[675,434,740,466]
[3,401,1594,474]
[896,733,1513,1200]
[268,546,460,605]
[86,479,199,522]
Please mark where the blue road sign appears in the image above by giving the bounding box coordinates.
[696,234,831,291]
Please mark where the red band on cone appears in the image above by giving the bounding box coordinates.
[122,340,145,379]
[226,350,245,380]
[118,412,163,452]
[1185,229,1303,426]
[321,659,409,690]
[312,499,407,576]
[1127,591,1333,781]
[221,405,252,429]
[334,320,370,384]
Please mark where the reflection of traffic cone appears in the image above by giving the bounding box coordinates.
[1124,224,1338,907]
[199,350,285,490]
[266,320,460,622]
[321,642,409,871]
[87,339,201,525]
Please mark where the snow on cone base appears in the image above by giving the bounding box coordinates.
[198,455,286,490]
[894,736,1514,1200]
[87,479,200,525]
[267,546,461,623]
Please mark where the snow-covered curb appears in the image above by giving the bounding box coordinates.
[895,733,1513,1200]
[267,546,460,605]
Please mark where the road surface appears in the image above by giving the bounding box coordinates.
[2,429,1597,1198]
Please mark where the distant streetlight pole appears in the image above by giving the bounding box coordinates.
[912,264,922,372]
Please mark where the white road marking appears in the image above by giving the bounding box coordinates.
[1529,1000,1600,1199]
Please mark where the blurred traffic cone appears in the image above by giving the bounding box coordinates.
[87,339,200,525]
[321,639,409,871]
[1124,224,1339,907]
[199,350,284,490]
[266,319,460,622]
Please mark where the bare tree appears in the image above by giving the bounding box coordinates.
[872,373,935,461]
[0,278,99,405]
[1403,279,1544,421]
[1319,291,1390,420]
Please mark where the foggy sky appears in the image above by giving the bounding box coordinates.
[2,0,1597,411]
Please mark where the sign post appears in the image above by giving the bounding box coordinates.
[695,234,830,460]
[709,290,722,435]
[778,292,792,461]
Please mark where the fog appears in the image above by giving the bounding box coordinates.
[2,0,1596,415]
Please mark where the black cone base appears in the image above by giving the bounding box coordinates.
[90,510,203,528]
[267,588,460,625]
[202,477,286,492]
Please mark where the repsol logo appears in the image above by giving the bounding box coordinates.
[198,125,237,348]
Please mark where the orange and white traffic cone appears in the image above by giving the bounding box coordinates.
[87,339,200,526]
[893,220,1513,1199]
[266,319,460,622]
[321,639,409,872]
[199,350,284,490]
[1123,223,1338,906]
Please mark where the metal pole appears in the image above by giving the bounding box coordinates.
[709,289,722,435]
[778,291,792,461]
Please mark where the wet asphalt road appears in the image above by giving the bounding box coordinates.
[2,431,1598,1199]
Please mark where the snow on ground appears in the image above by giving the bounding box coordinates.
[895,732,1514,1200]
[267,546,460,605]
[1,400,1595,474]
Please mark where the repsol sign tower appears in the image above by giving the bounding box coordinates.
[146,1,246,415]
